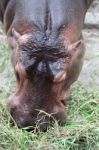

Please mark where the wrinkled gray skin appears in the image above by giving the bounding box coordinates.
[0,0,93,131]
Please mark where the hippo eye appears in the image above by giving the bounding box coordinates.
[15,64,20,81]
[15,70,20,81]
[15,62,27,81]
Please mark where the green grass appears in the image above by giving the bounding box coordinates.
[0,38,99,150]
[0,44,9,72]
[0,84,99,150]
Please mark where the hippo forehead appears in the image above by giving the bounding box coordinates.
[18,31,67,68]
[17,40,68,83]
[12,0,86,33]
[10,0,87,80]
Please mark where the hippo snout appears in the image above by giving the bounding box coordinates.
[7,95,66,131]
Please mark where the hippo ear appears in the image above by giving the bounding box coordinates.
[12,28,32,44]
[67,40,83,52]
[12,28,21,41]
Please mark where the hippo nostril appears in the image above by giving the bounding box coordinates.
[52,105,66,125]
[38,122,51,132]
[61,99,66,106]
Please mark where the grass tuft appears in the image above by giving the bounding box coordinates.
[0,83,99,150]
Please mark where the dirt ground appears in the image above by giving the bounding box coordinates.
[79,29,99,87]
[79,1,99,88]
[0,1,99,90]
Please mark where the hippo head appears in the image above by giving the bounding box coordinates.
[7,28,84,131]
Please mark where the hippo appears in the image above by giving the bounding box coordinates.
[0,0,93,131]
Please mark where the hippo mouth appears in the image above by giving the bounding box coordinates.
[8,97,67,131]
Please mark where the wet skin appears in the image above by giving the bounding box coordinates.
[0,0,93,131]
